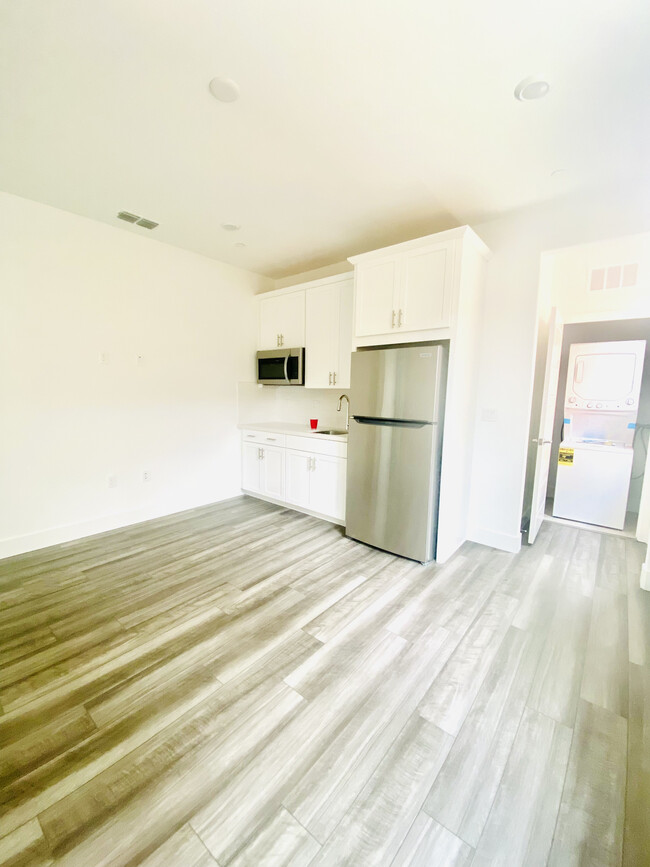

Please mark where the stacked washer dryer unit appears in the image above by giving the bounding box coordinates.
[553,340,646,530]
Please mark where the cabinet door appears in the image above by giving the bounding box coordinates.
[285,449,312,507]
[398,244,453,331]
[242,442,261,492]
[336,279,354,389]
[259,292,305,349]
[260,445,285,500]
[354,259,399,337]
[305,285,338,388]
[310,456,347,520]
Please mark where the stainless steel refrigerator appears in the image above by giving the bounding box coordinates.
[345,344,447,562]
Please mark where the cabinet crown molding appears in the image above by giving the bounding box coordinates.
[348,225,490,265]
[256,271,353,300]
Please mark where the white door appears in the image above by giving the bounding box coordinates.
[260,445,285,500]
[310,455,347,520]
[355,259,399,337]
[528,307,564,543]
[305,284,338,388]
[259,292,305,349]
[242,442,261,492]
[285,450,311,507]
[399,243,452,332]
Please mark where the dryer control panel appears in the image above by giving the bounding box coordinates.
[565,339,646,411]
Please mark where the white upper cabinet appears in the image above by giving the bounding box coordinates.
[347,227,496,346]
[354,259,398,337]
[258,291,305,349]
[353,238,453,340]
[258,274,353,389]
[305,277,353,388]
[400,244,452,333]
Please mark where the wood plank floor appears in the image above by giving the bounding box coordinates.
[0,496,648,866]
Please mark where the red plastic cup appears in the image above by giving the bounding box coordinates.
[310,418,318,430]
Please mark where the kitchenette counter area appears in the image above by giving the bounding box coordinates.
[239,423,348,524]
[238,422,347,442]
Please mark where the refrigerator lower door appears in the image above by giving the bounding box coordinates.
[345,418,441,562]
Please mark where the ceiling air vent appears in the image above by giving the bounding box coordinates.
[117,211,139,224]
[589,263,639,292]
[117,211,159,230]
[135,218,159,230]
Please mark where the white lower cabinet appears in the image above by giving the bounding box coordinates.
[310,453,347,520]
[285,450,312,509]
[242,429,346,523]
[285,449,346,521]
[241,441,285,500]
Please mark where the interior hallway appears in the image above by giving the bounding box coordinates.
[0,498,648,866]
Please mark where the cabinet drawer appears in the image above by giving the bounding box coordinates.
[241,430,286,447]
[285,434,347,458]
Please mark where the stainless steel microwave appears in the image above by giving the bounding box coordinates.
[256,347,305,385]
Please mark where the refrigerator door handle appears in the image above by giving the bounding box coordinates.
[352,416,430,429]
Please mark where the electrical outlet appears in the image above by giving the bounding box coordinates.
[143,471,151,482]
[107,474,117,488]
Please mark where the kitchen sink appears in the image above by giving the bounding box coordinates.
[314,429,347,436]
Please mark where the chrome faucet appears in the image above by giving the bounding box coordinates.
[337,394,350,431]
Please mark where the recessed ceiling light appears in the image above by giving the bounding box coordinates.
[514,75,550,101]
[209,76,240,103]
[221,223,241,232]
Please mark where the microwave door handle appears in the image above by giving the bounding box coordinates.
[283,354,289,382]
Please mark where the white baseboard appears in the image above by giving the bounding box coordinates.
[467,526,522,554]
[241,490,345,527]
[0,492,241,561]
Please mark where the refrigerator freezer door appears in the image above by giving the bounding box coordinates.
[345,418,441,562]
[350,345,445,423]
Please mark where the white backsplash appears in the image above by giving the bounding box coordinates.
[238,381,347,429]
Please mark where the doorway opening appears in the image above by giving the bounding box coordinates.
[521,230,650,546]
[544,320,650,539]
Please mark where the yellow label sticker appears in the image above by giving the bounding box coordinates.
[558,447,574,466]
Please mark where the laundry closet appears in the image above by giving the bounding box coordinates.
[547,320,650,534]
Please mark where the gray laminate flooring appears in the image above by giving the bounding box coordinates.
[0,497,648,866]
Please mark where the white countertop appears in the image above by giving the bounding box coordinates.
[238,422,348,442]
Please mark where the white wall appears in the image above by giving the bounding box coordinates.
[238,382,344,430]
[550,232,650,320]
[0,192,270,558]
[467,184,650,552]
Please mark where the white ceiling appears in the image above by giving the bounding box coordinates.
[1,0,649,278]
